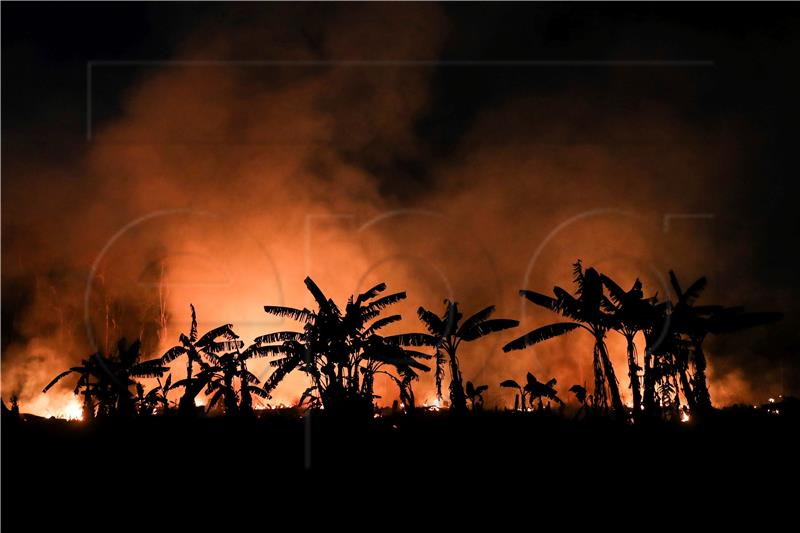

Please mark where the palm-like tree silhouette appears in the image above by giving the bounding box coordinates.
[203,345,269,416]
[109,339,168,417]
[668,271,782,413]
[504,261,625,418]
[161,305,243,415]
[43,356,103,421]
[415,301,518,413]
[255,277,431,415]
[600,274,659,418]
[44,339,166,418]
[569,384,587,405]
[666,272,713,411]
[465,381,489,411]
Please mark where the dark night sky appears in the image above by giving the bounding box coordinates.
[3,2,800,404]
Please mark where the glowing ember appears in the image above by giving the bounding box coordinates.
[768,398,776,404]
[422,398,442,412]
[681,412,690,423]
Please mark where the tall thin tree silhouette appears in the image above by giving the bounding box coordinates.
[600,274,658,418]
[415,301,518,412]
[161,305,242,415]
[504,261,625,418]
[668,271,782,413]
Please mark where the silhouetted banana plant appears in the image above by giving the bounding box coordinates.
[416,301,518,413]
[569,384,589,418]
[161,304,242,415]
[44,339,165,419]
[501,373,561,411]
[135,374,174,415]
[667,271,782,414]
[255,277,431,415]
[600,274,659,418]
[465,381,488,412]
[43,355,103,421]
[204,344,269,416]
[569,384,587,405]
[500,379,528,411]
[110,338,168,417]
[504,261,625,418]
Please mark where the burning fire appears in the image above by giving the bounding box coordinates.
[422,398,442,412]
[680,411,690,423]
[58,398,84,421]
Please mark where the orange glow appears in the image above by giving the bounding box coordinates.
[0,5,769,416]
[55,398,84,421]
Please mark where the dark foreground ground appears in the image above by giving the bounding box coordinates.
[3,406,798,528]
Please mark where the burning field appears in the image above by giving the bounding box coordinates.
[2,2,800,524]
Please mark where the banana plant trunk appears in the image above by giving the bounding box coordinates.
[447,348,467,412]
[592,344,607,410]
[597,340,626,419]
[179,357,196,416]
[82,390,95,421]
[625,336,642,418]
[642,349,657,414]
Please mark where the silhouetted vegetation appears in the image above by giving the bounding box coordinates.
[501,372,562,412]
[416,301,518,412]
[38,263,780,423]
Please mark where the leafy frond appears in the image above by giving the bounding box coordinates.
[248,386,269,399]
[500,379,521,389]
[356,283,387,304]
[161,345,187,363]
[189,304,198,343]
[263,306,314,322]
[599,274,626,305]
[362,292,406,316]
[456,306,495,338]
[503,322,582,352]
[253,331,304,345]
[196,324,239,348]
[668,270,683,299]
[202,340,245,354]
[519,290,558,312]
[130,360,169,378]
[245,345,295,359]
[304,277,332,313]
[43,369,75,393]
[682,276,707,306]
[569,384,587,404]
[417,307,444,335]
[262,356,302,396]
[384,333,439,347]
[364,315,402,336]
[552,287,582,320]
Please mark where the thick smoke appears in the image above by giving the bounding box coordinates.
[2,4,789,415]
